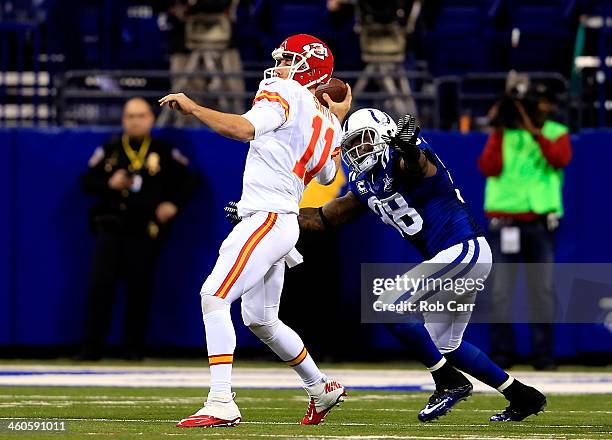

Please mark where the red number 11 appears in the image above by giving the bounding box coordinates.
[293,115,334,185]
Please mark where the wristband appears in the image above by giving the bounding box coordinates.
[396,141,422,164]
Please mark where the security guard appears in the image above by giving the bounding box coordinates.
[79,97,195,360]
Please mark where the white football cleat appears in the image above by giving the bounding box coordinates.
[176,391,241,428]
[301,379,347,425]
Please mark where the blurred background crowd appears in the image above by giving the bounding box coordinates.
[0,0,611,367]
[1,0,611,128]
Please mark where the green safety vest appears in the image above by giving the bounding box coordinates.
[484,120,568,216]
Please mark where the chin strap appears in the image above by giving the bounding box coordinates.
[303,74,329,89]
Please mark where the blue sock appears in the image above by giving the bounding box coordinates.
[445,341,509,389]
[386,322,444,368]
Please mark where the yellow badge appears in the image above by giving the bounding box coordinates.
[148,221,159,239]
[146,152,161,176]
[104,156,117,173]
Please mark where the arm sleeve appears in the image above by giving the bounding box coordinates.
[242,105,285,139]
[478,130,504,177]
[535,132,573,168]
[315,159,337,185]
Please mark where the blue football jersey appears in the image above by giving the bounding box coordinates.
[348,138,482,259]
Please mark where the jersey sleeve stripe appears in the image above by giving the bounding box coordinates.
[253,91,290,121]
[214,212,278,299]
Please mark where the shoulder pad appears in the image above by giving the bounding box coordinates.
[253,78,293,121]
[348,169,366,183]
[257,77,286,92]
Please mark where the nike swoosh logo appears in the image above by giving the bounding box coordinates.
[421,398,449,415]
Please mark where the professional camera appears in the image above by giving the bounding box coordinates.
[183,0,234,51]
[492,89,540,129]
[357,0,408,63]
[359,0,406,25]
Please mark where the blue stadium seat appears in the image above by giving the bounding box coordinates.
[425,1,504,74]
[428,33,498,75]
[434,7,484,33]
[273,3,330,40]
[508,28,574,73]
[118,5,166,68]
[79,5,103,66]
[441,0,495,5]
[505,0,575,72]
[512,7,571,31]
[590,0,612,16]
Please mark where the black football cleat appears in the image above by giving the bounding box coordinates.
[418,383,473,422]
[490,386,547,422]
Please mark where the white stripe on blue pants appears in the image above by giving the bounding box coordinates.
[379,237,492,353]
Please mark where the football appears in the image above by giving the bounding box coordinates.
[315,78,348,108]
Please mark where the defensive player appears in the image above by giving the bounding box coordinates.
[298,109,547,422]
[159,34,351,428]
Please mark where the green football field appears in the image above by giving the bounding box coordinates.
[1,386,611,440]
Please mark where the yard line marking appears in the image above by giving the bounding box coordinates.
[2,393,611,417]
[1,366,610,394]
[0,417,608,431]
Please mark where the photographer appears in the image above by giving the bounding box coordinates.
[478,84,572,371]
[78,98,195,360]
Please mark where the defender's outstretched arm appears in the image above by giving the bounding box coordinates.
[299,191,366,232]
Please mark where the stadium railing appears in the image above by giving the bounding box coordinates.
[55,69,439,127]
[440,72,571,130]
[2,67,575,130]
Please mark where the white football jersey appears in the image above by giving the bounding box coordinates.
[237,77,342,216]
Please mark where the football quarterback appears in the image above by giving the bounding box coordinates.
[160,34,351,428]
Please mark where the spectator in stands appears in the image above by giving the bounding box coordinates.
[78,97,195,360]
[478,84,572,371]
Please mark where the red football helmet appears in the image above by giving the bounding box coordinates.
[264,34,334,88]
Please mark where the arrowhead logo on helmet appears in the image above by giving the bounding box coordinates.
[264,34,334,88]
[302,43,329,60]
